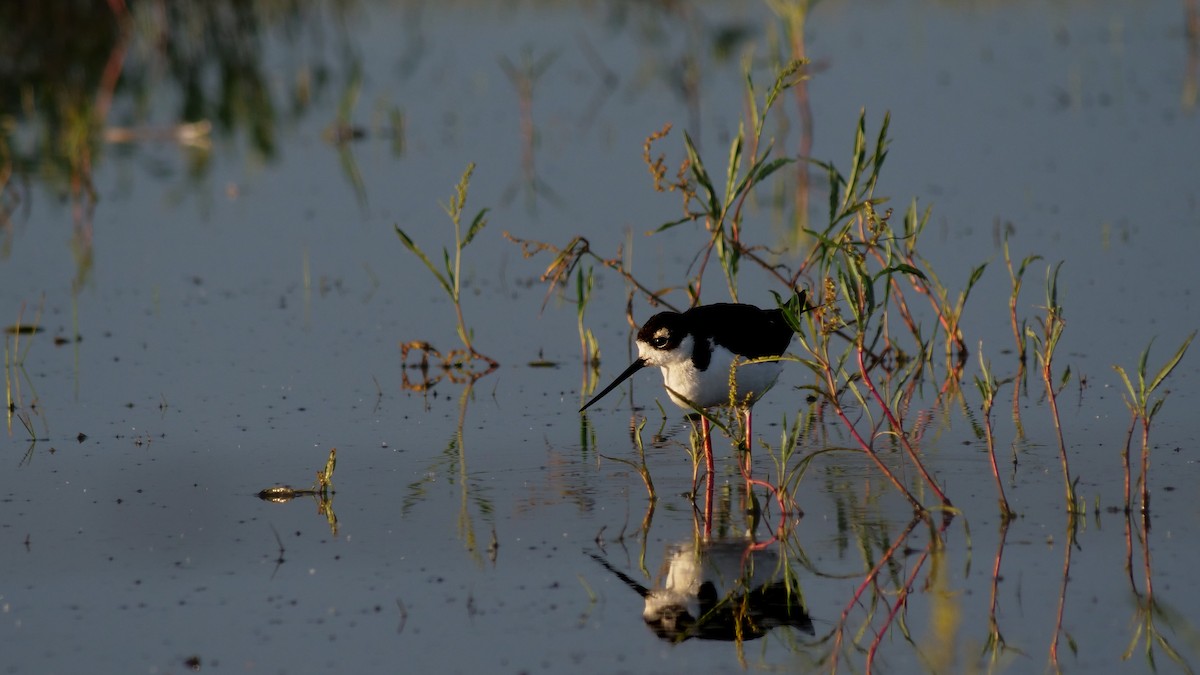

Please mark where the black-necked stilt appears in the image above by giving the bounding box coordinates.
[580,291,809,479]
[589,541,814,641]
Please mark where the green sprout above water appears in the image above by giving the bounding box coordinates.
[1112,331,1195,516]
[396,162,498,373]
[974,345,1015,520]
[1026,261,1079,514]
[649,59,808,303]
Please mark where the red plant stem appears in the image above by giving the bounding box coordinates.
[857,216,925,344]
[1041,361,1074,510]
[1140,420,1151,515]
[822,365,922,510]
[857,346,951,507]
[894,249,966,357]
[983,405,1011,517]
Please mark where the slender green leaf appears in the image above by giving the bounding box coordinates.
[1149,398,1166,420]
[395,226,452,296]
[683,130,720,217]
[730,140,774,199]
[873,263,927,282]
[965,262,988,293]
[1111,364,1135,402]
[763,59,806,117]
[840,110,867,216]
[864,110,891,197]
[1017,253,1043,279]
[442,247,455,293]
[463,208,490,247]
[1137,340,1151,396]
[1147,330,1195,394]
[724,124,744,206]
[754,156,794,183]
[654,213,699,233]
[744,70,758,125]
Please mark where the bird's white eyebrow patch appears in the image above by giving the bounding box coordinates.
[653,328,670,340]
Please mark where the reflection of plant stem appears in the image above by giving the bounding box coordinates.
[869,526,947,671]
[576,265,601,400]
[766,0,813,233]
[499,49,557,209]
[1121,415,1137,516]
[454,380,482,564]
[1048,519,1076,672]
[982,519,1014,669]
[831,516,922,673]
[1122,511,1195,672]
[326,61,369,209]
[6,300,48,442]
[599,417,655,501]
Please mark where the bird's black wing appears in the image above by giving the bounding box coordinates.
[684,303,794,360]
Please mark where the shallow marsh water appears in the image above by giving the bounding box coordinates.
[1,1,1199,673]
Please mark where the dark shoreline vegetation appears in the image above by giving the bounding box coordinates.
[3,2,1198,673]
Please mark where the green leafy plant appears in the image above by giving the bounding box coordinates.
[648,59,807,302]
[1004,237,1042,437]
[396,162,497,370]
[575,265,601,400]
[1026,262,1079,514]
[1112,331,1195,515]
[974,345,1015,520]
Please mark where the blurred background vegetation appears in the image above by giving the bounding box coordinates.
[0,0,368,210]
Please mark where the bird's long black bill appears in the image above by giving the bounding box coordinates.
[579,358,647,412]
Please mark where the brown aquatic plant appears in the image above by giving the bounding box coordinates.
[257,448,338,535]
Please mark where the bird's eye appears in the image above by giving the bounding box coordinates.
[652,336,669,349]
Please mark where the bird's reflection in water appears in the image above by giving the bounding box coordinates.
[591,540,814,642]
